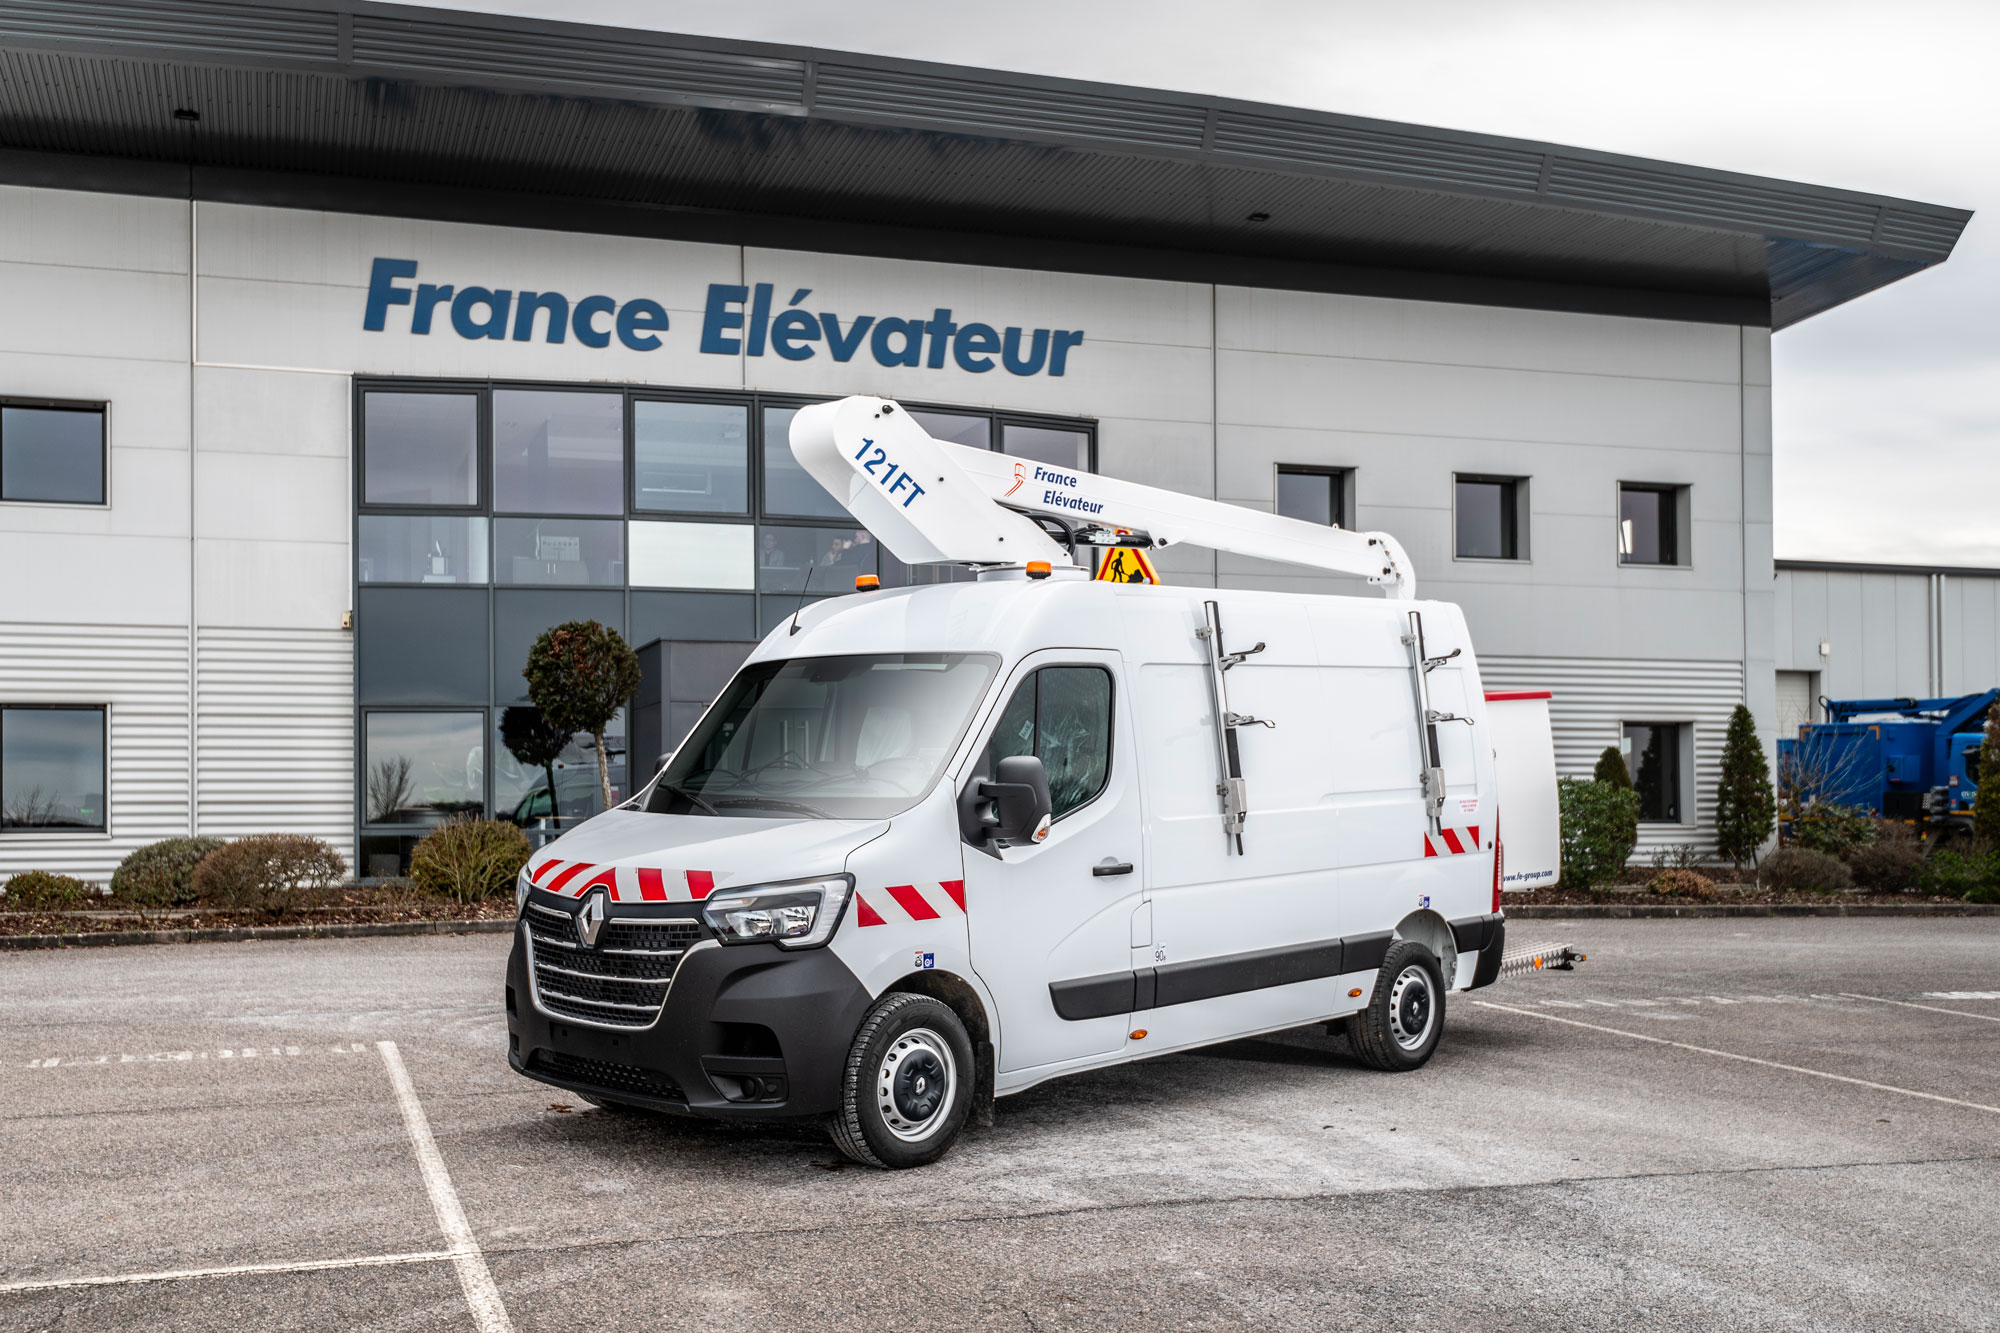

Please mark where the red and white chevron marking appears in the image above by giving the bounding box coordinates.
[526,857,717,903]
[852,880,965,927]
[1423,826,1482,857]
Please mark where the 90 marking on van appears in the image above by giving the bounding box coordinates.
[854,437,929,508]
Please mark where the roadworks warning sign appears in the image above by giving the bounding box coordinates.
[1094,545,1161,584]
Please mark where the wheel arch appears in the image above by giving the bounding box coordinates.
[1393,909,1458,986]
[884,968,996,1122]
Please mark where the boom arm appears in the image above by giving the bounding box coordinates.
[789,396,1416,597]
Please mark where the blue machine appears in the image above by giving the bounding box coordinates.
[1777,690,1993,831]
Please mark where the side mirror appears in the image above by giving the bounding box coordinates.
[958,754,1054,848]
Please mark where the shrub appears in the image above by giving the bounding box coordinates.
[1917,846,2000,901]
[1592,746,1632,789]
[1790,802,1876,857]
[1715,704,1776,868]
[1759,846,1852,893]
[1976,702,2000,848]
[3,870,96,909]
[1845,823,1925,892]
[409,818,532,905]
[111,836,227,906]
[1648,867,1716,899]
[1558,777,1639,892]
[1649,843,1703,872]
[191,834,346,914]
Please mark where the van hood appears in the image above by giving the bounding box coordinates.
[524,807,888,904]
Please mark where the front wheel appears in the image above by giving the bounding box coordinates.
[829,992,974,1168]
[1346,940,1446,1072]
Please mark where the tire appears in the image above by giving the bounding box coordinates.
[1346,940,1446,1072]
[829,992,975,1169]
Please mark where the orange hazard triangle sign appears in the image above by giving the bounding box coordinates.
[1094,541,1161,585]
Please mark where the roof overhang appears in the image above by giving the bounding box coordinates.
[0,0,1971,328]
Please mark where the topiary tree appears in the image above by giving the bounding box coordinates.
[524,620,641,814]
[500,706,573,831]
[1593,745,1632,789]
[1714,704,1776,869]
[1558,777,1640,892]
[1976,700,2000,848]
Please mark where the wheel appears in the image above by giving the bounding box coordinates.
[829,992,975,1169]
[1346,939,1445,1072]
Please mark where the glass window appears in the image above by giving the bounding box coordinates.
[362,392,477,507]
[493,389,623,515]
[634,399,749,515]
[1,706,106,831]
[358,515,488,584]
[908,410,991,449]
[980,666,1112,819]
[362,711,486,826]
[1620,485,1679,565]
[650,653,998,820]
[1,405,105,505]
[1623,722,1683,822]
[629,520,754,590]
[1276,468,1341,526]
[757,525,878,593]
[1003,422,1089,472]
[1456,476,1519,560]
[495,518,623,586]
[494,706,625,836]
[492,589,622,706]
[761,404,846,518]
[356,587,490,705]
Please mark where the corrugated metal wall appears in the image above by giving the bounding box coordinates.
[0,623,190,885]
[195,628,354,868]
[1480,655,1745,860]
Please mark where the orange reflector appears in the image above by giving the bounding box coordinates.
[1129,1029,1147,1040]
[1348,988,1363,998]
[1533,957,1543,969]
[1025,561,1052,580]
[854,574,879,590]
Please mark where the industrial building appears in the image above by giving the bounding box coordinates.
[0,0,1971,880]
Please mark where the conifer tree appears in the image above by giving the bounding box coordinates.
[1593,746,1632,789]
[1716,703,1777,868]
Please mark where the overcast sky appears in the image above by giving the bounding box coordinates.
[436,0,1995,566]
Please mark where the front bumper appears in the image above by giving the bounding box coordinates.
[505,906,872,1121]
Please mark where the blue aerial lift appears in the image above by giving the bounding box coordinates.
[1777,690,1993,838]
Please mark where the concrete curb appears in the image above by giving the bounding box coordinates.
[1507,902,2000,919]
[0,918,514,951]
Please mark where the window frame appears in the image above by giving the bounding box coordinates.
[356,704,493,834]
[1274,464,1349,528]
[1617,482,1690,568]
[974,662,1117,826]
[355,384,487,514]
[628,390,754,519]
[0,397,109,508]
[1621,719,1688,824]
[1453,473,1529,562]
[0,702,110,837]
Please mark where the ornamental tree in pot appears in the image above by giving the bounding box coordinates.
[523,620,641,814]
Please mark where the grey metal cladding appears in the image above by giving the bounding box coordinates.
[348,14,807,108]
[812,64,1206,151]
[1210,111,1544,194]
[0,0,335,61]
[1876,209,1969,253]
[1546,157,1882,246]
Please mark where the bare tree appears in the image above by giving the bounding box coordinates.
[366,754,418,824]
[1,786,62,828]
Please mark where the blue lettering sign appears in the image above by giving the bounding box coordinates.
[853,437,928,509]
[364,258,666,351]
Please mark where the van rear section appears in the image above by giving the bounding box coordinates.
[1485,690,1559,895]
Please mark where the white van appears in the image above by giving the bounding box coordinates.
[506,397,1559,1168]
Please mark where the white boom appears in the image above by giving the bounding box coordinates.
[789,395,1416,598]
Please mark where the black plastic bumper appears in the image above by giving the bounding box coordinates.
[1468,916,1506,989]
[506,923,873,1121]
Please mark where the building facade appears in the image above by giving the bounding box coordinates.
[0,2,1968,881]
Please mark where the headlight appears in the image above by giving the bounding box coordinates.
[515,868,533,915]
[701,876,852,949]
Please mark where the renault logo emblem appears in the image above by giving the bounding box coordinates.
[576,891,607,948]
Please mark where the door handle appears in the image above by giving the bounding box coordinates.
[1092,859,1134,877]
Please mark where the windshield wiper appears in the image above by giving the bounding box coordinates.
[660,781,721,817]
[711,796,831,820]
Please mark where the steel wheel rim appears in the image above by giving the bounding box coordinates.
[876,1027,957,1142]
[1387,964,1435,1051]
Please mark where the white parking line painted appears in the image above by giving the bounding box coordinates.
[1843,994,2000,1024]
[0,1249,456,1295]
[1925,991,2000,1001]
[25,1043,367,1069]
[1472,1000,2000,1116]
[376,1041,513,1333]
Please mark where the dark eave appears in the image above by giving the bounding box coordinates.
[0,0,1972,327]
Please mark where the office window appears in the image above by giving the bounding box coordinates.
[1623,722,1683,822]
[362,392,478,507]
[361,711,486,826]
[493,706,624,833]
[756,525,879,593]
[634,399,749,515]
[1003,422,1090,472]
[1456,475,1523,560]
[1,706,106,831]
[982,666,1112,819]
[492,389,623,514]
[1276,467,1344,527]
[908,409,991,449]
[629,520,755,590]
[357,515,488,584]
[2,403,106,505]
[495,518,623,586]
[761,403,846,518]
[1620,484,1683,565]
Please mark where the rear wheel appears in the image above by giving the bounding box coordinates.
[1347,940,1445,1072]
[830,992,974,1168]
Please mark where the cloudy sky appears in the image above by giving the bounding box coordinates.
[440,0,1995,566]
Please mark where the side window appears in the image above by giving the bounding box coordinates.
[980,666,1112,819]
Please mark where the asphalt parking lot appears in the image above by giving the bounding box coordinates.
[3,917,1998,1332]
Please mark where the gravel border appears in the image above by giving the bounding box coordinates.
[0,918,514,950]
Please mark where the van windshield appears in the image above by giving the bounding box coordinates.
[648,653,999,820]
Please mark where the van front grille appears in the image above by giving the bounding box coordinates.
[523,901,702,1029]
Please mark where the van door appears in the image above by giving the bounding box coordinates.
[961,651,1144,1073]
